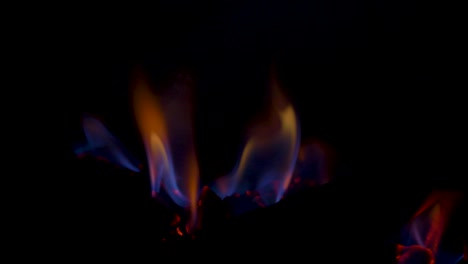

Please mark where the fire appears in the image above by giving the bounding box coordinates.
[176,227,184,236]
[132,68,199,231]
[397,244,435,264]
[398,190,463,263]
[74,115,140,172]
[73,65,463,256]
[132,69,170,198]
[409,191,460,254]
[212,74,300,205]
[77,66,337,235]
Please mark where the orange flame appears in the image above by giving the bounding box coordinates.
[213,74,300,204]
[185,152,199,231]
[176,227,184,236]
[132,68,199,232]
[132,69,168,196]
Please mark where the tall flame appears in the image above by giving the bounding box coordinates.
[213,75,300,205]
[132,69,199,229]
[132,70,169,197]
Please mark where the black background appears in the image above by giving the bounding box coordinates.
[64,0,461,182]
[45,0,465,261]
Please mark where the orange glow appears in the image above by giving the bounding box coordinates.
[186,153,199,232]
[132,71,168,141]
[176,227,183,236]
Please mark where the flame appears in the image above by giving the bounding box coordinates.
[132,68,199,230]
[176,227,184,236]
[399,190,463,263]
[185,152,199,231]
[132,70,169,197]
[74,115,140,172]
[464,242,467,261]
[213,75,300,205]
[397,244,435,264]
[408,191,461,253]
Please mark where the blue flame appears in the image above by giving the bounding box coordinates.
[75,115,140,172]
